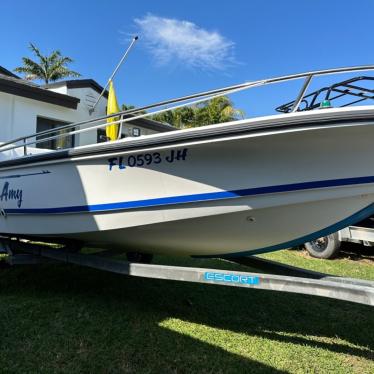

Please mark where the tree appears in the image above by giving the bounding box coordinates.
[193,97,244,127]
[152,96,244,128]
[152,107,195,129]
[14,43,81,84]
[121,104,146,115]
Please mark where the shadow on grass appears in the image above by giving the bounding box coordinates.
[0,262,373,372]
[336,242,374,262]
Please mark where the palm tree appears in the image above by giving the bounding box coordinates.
[152,107,195,129]
[14,43,81,84]
[121,103,146,115]
[195,96,245,127]
[152,96,244,128]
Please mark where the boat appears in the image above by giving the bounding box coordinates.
[1,66,374,258]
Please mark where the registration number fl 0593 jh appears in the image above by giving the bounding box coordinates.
[108,148,188,171]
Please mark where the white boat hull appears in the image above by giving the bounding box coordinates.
[2,108,374,257]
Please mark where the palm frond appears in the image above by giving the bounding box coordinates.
[14,57,44,78]
[15,43,81,84]
[48,50,62,63]
[59,56,74,64]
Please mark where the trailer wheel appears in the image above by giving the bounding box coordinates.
[304,232,341,259]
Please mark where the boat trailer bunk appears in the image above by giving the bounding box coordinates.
[0,237,373,307]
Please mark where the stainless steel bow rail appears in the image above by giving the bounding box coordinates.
[276,76,374,113]
[1,238,373,306]
[2,65,374,155]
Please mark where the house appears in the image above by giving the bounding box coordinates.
[0,65,174,150]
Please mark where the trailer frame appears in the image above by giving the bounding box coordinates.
[0,238,373,307]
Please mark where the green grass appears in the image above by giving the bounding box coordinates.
[0,249,373,373]
[260,246,374,280]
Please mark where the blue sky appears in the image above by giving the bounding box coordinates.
[1,0,374,116]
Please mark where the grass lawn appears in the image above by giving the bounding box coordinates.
[259,245,374,280]
[0,248,373,373]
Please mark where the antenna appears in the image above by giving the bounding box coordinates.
[89,36,139,114]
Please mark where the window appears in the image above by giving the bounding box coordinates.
[36,117,74,150]
[132,127,141,137]
[97,128,108,143]
[97,128,125,143]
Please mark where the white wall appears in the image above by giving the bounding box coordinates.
[0,91,81,141]
[46,86,67,95]
[0,93,15,141]
[67,86,107,146]
[0,84,163,149]
[0,86,107,147]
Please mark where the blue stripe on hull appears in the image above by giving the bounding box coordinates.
[197,203,374,258]
[4,175,374,214]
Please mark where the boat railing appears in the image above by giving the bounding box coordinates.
[1,64,374,156]
[276,76,374,113]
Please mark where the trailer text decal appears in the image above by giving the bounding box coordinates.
[108,148,188,171]
[0,182,23,208]
[204,272,260,285]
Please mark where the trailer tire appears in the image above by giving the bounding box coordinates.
[304,232,341,259]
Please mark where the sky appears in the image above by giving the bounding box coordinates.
[1,0,374,117]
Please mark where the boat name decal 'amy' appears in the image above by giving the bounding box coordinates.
[108,148,188,171]
[0,182,23,208]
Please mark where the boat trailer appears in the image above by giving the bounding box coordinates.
[1,238,373,306]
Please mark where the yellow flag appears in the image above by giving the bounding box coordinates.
[106,80,120,141]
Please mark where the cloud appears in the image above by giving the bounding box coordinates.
[134,14,236,70]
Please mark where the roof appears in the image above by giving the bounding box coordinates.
[44,79,175,132]
[0,66,174,132]
[124,114,176,132]
[43,79,109,98]
[0,70,80,109]
[0,66,19,78]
